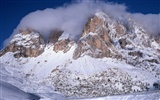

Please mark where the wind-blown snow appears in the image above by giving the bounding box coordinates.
[3,0,160,46]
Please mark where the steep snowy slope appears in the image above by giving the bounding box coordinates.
[0,11,160,98]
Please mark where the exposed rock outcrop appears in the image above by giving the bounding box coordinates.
[48,29,75,53]
[81,16,104,37]
[0,29,45,58]
[118,38,133,49]
[49,29,63,44]
[73,13,122,59]
[73,34,112,59]
[53,39,74,53]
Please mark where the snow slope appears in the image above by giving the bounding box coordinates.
[0,81,40,100]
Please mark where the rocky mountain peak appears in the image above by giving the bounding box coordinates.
[73,11,160,76]
[73,12,124,59]
[0,28,45,58]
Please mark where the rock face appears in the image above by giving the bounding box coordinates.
[73,12,124,59]
[48,29,74,53]
[53,39,74,53]
[49,30,63,44]
[73,34,113,59]
[0,29,45,58]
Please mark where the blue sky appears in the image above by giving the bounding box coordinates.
[0,0,159,49]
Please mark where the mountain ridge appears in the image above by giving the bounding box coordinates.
[0,11,160,98]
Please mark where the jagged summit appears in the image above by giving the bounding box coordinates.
[0,28,45,58]
[0,11,160,98]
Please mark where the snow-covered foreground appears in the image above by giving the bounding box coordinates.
[77,91,160,100]
[1,81,160,100]
[38,91,160,100]
[0,45,159,98]
[0,81,40,100]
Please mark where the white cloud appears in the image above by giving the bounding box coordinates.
[3,0,160,46]
[131,13,160,36]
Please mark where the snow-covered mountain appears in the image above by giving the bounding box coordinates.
[0,11,160,99]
